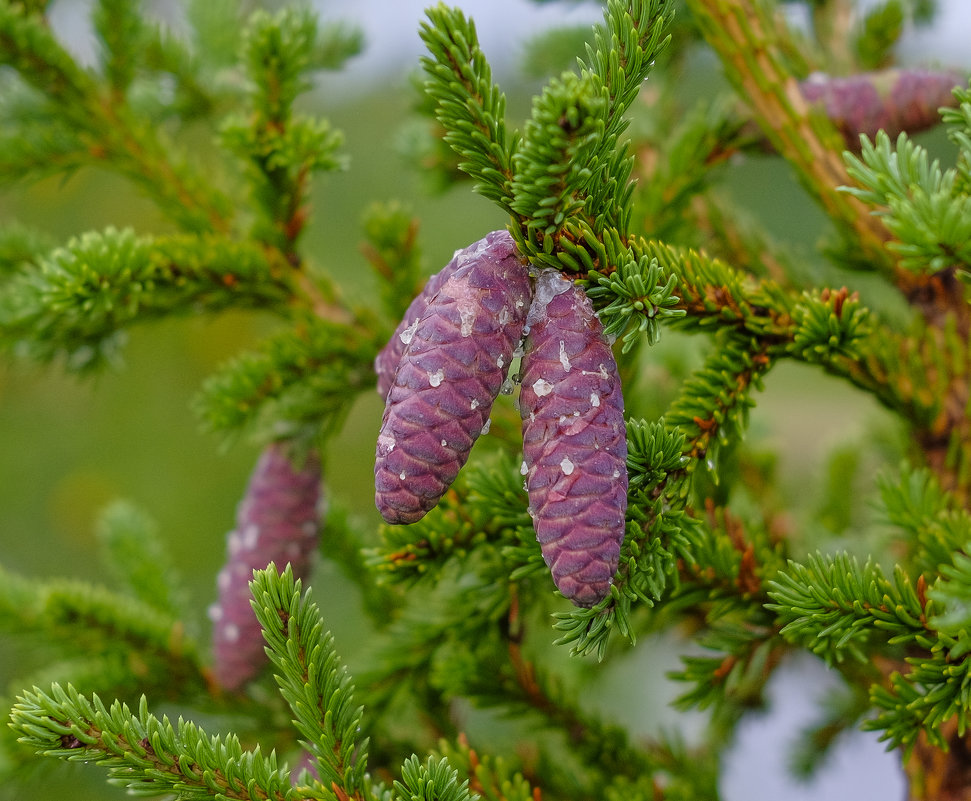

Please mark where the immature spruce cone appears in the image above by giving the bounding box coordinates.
[209,442,322,691]
[375,230,531,524]
[519,271,627,607]
[375,249,462,399]
[801,68,962,149]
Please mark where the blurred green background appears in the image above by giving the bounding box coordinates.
[0,2,942,798]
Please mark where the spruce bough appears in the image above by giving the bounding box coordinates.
[3,0,971,799]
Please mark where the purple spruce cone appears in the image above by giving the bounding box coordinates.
[375,246,465,399]
[209,442,322,691]
[518,271,628,607]
[801,68,962,150]
[375,230,531,524]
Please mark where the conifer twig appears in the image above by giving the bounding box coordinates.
[686,0,895,275]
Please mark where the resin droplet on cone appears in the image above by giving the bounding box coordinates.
[519,272,628,607]
[209,442,322,691]
[375,230,531,524]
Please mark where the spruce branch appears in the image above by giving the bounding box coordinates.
[646,240,947,433]
[184,0,245,71]
[644,239,794,340]
[419,4,519,212]
[686,0,895,276]
[510,70,609,246]
[579,0,674,142]
[866,536,971,748]
[195,313,381,440]
[0,2,95,110]
[361,201,425,322]
[393,755,474,801]
[767,552,928,664]
[510,0,674,261]
[432,736,536,801]
[0,561,205,696]
[570,0,674,236]
[9,685,304,799]
[854,0,905,70]
[868,654,971,750]
[1,228,291,370]
[93,0,144,97]
[673,615,783,718]
[427,586,656,796]
[0,110,87,182]
[0,220,54,274]
[943,79,971,191]
[625,417,689,494]
[249,565,370,799]
[96,499,193,625]
[220,6,352,256]
[585,248,685,351]
[843,130,971,275]
[0,1,234,233]
[138,19,221,121]
[369,452,534,587]
[879,465,971,577]
[665,331,773,475]
[789,286,871,363]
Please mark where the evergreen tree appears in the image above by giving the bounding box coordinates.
[2,0,970,799]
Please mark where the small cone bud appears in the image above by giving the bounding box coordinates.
[800,68,962,149]
[209,442,322,691]
[518,272,627,607]
[375,230,531,524]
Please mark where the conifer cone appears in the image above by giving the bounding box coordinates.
[209,442,322,691]
[519,272,628,607]
[375,230,531,524]
[375,247,462,399]
[800,68,962,149]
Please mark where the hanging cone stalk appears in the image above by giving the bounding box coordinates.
[518,271,628,607]
[374,229,531,524]
[209,441,322,691]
